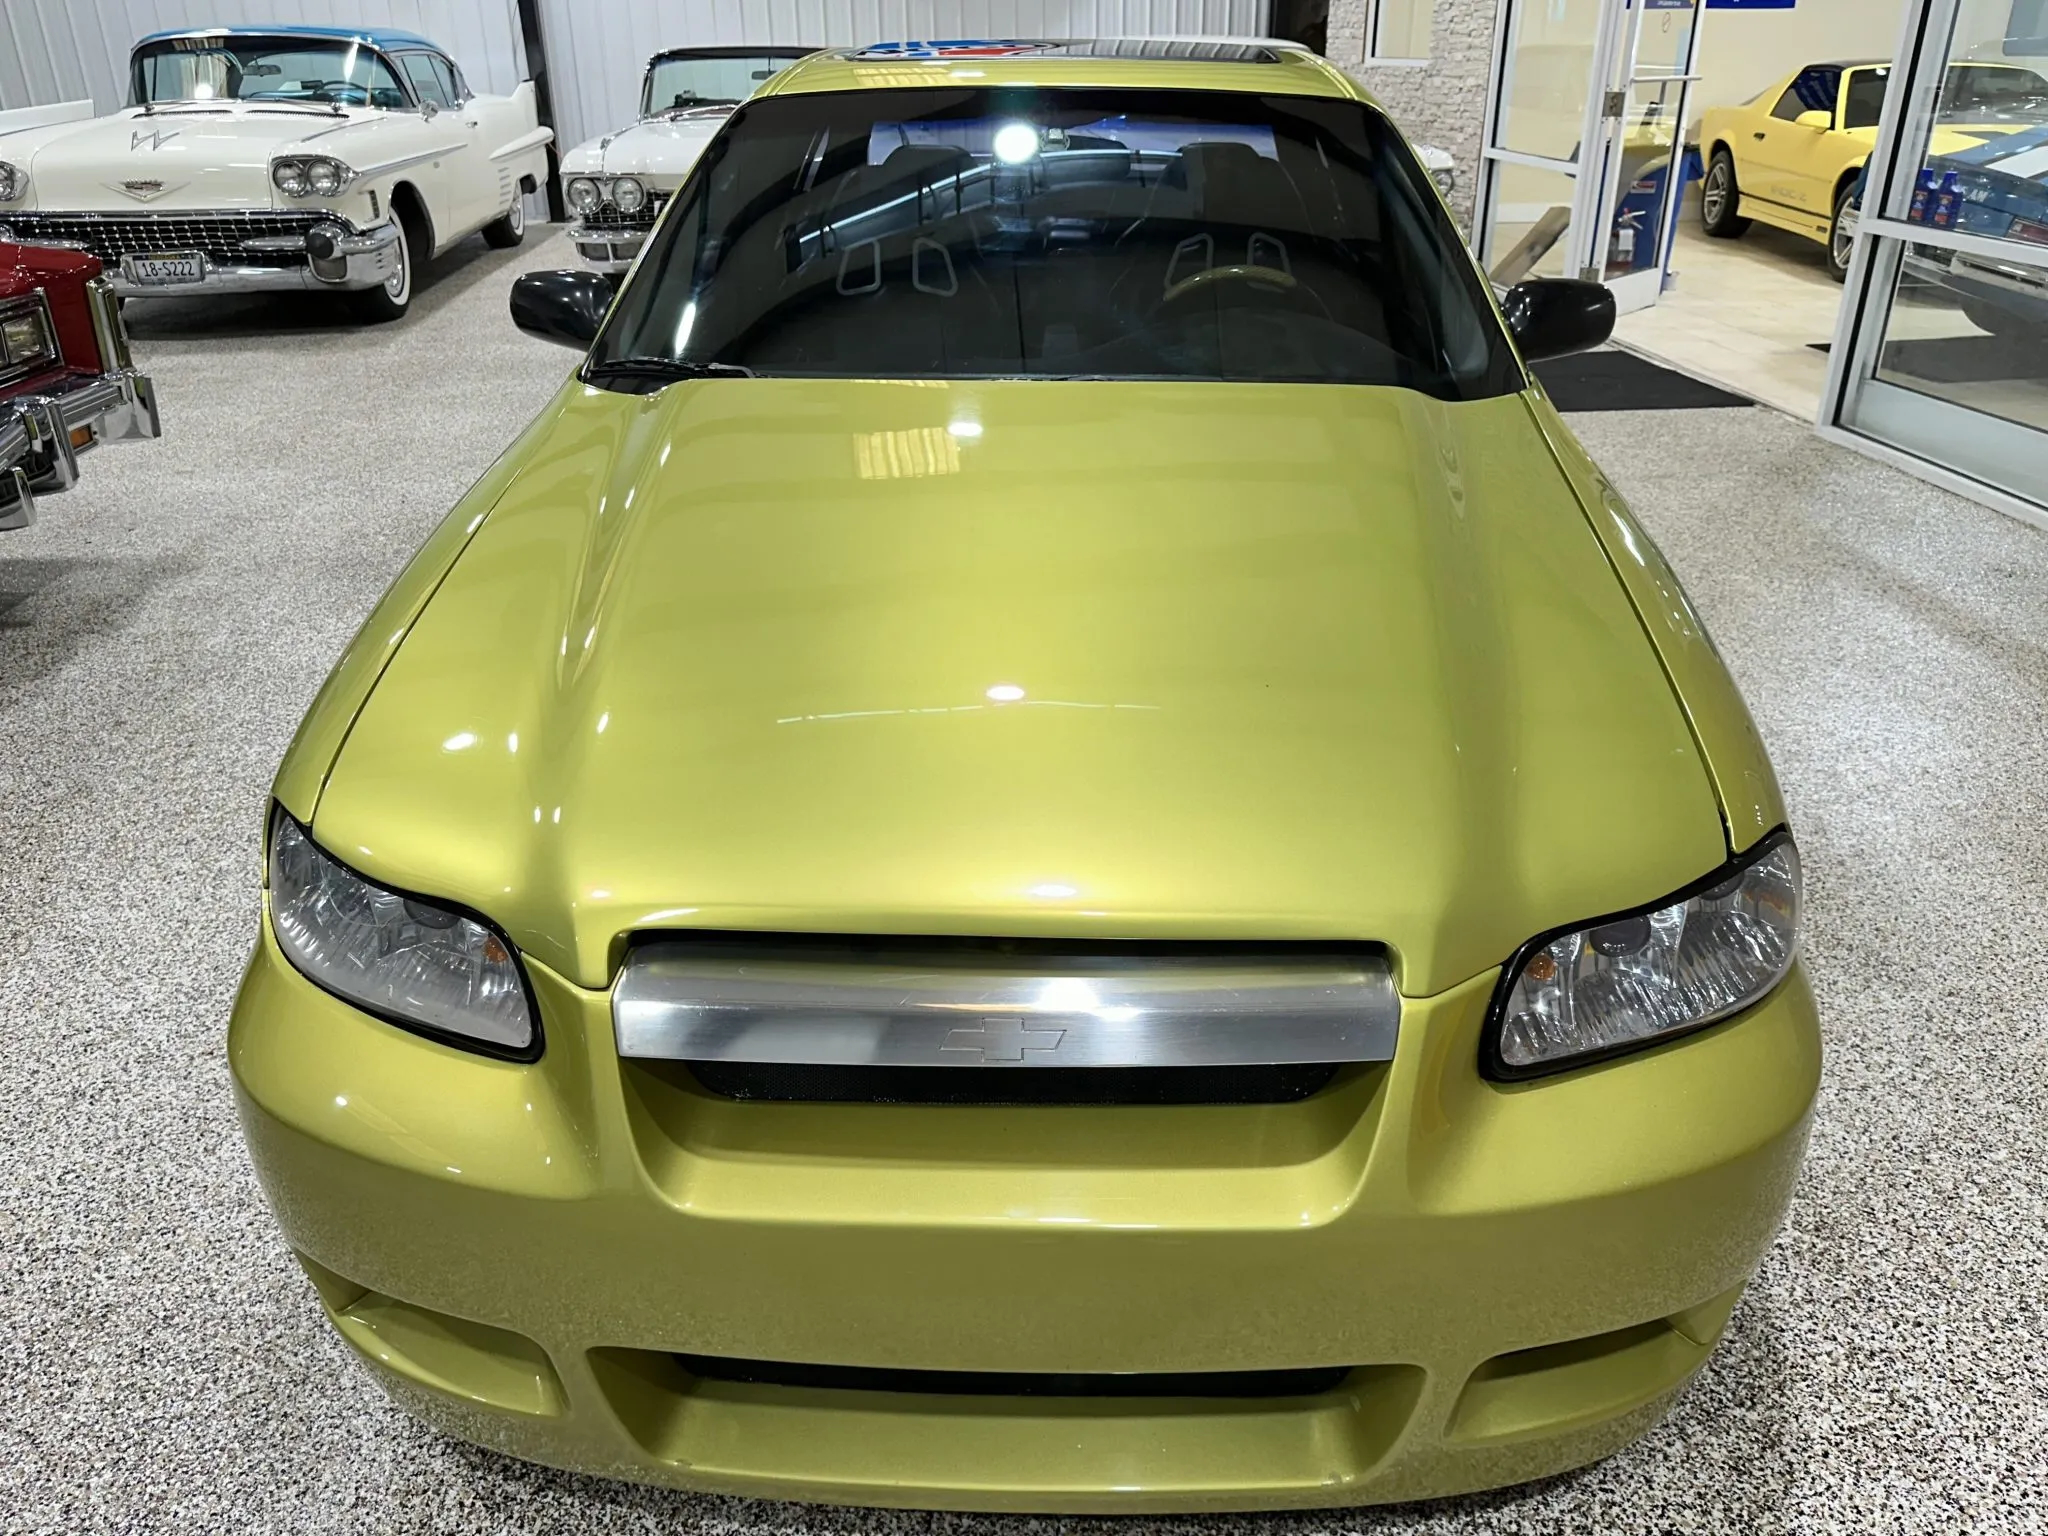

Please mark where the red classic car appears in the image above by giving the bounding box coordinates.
[1,239,160,528]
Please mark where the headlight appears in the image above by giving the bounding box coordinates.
[1486,831,1801,1078]
[566,176,602,214]
[610,175,647,213]
[271,156,356,198]
[0,302,57,373]
[267,810,537,1057]
[1431,164,1456,197]
[0,160,25,202]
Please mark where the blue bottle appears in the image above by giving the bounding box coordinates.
[1909,168,1936,223]
[1931,170,1961,229]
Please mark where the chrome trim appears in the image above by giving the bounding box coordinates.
[613,944,1401,1068]
[105,221,399,293]
[84,276,133,371]
[1,364,163,528]
[352,144,467,179]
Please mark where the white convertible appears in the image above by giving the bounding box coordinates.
[561,46,814,271]
[0,25,552,322]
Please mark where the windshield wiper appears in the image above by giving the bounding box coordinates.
[583,357,755,385]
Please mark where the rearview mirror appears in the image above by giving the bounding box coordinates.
[1500,278,1616,362]
[1795,109,1833,130]
[510,269,615,349]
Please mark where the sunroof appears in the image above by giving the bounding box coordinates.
[849,39,1291,64]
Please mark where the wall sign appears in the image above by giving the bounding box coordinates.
[1704,1,1798,9]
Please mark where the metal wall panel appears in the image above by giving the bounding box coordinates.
[0,0,529,114]
[539,0,1270,157]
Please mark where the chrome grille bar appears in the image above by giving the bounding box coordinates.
[613,943,1399,1069]
[0,211,335,267]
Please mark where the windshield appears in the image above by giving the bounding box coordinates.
[1938,64,2048,120]
[593,87,1522,396]
[642,53,806,116]
[130,35,409,109]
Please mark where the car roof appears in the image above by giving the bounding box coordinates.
[133,25,442,54]
[758,38,1362,100]
[648,45,820,64]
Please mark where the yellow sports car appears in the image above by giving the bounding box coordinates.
[1700,58,2048,278]
[231,40,1818,1512]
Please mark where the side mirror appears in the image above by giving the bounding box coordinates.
[419,98,439,121]
[510,269,614,349]
[1795,109,1833,131]
[1500,278,1616,363]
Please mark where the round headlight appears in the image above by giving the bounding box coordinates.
[566,176,601,214]
[271,159,308,196]
[610,176,647,213]
[0,159,25,202]
[306,158,343,196]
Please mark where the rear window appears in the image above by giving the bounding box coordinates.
[592,86,1524,398]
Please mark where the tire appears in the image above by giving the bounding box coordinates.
[482,195,526,250]
[1961,297,2048,341]
[1827,185,1857,283]
[1701,148,1751,238]
[349,208,419,323]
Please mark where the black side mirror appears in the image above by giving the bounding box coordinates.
[1500,278,1616,363]
[510,269,615,349]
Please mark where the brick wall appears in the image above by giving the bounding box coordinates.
[1327,0,1502,229]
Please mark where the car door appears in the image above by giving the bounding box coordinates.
[1745,66,1841,215]
[396,50,488,241]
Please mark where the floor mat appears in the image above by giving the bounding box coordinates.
[1533,349,1752,411]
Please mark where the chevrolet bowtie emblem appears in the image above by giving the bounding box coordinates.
[941,1016,1065,1062]
[130,128,180,152]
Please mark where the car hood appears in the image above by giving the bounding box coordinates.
[561,111,729,184]
[11,104,396,211]
[312,380,1726,996]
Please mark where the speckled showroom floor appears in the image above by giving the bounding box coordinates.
[1,228,2043,1535]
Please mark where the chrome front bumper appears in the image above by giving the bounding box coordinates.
[568,222,649,273]
[105,220,402,297]
[2,279,163,529]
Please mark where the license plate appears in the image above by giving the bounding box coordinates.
[123,251,207,286]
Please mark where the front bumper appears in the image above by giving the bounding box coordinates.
[568,221,651,273]
[230,924,1820,1513]
[1,284,161,528]
[106,221,402,297]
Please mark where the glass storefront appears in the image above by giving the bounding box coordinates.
[1824,0,2048,519]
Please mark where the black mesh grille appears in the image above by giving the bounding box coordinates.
[0,211,331,268]
[685,1062,1342,1105]
[579,193,670,232]
[678,1354,1352,1399]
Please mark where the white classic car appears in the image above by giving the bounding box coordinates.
[0,25,552,322]
[561,45,815,270]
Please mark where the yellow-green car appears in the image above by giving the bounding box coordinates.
[231,40,1818,1513]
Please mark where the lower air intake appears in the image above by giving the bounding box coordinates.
[676,1353,1354,1399]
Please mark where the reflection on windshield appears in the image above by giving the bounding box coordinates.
[594,87,1521,397]
[131,37,409,108]
[642,54,803,116]
[1939,64,2048,120]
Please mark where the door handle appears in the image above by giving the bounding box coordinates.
[1753,131,1767,140]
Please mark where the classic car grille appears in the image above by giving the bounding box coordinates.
[580,193,670,232]
[0,211,332,268]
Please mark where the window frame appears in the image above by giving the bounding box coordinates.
[1772,65,1842,123]
[1365,0,1432,65]
[397,50,455,111]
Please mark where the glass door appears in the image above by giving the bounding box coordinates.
[1477,0,1703,313]
[1589,0,1704,313]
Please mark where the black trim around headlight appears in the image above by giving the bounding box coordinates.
[1480,826,1800,1083]
[263,804,545,1064]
